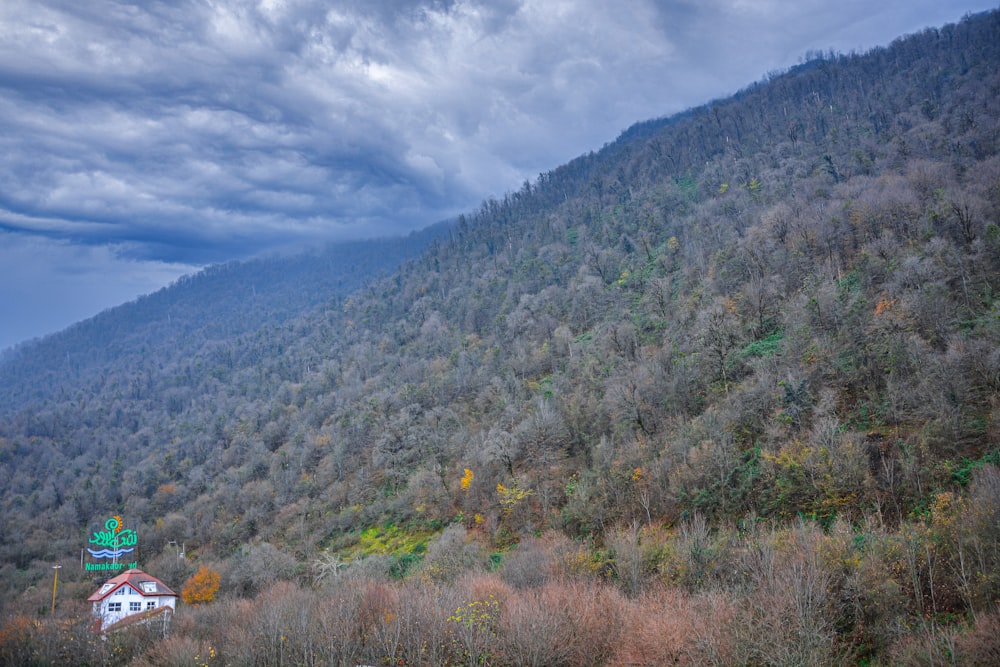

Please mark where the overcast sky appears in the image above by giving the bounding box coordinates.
[1,0,996,351]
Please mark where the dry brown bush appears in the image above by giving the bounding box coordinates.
[957,610,1000,667]
[354,579,403,664]
[727,524,848,666]
[497,585,575,666]
[454,571,511,608]
[129,635,215,667]
[612,587,735,666]
[819,518,908,658]
[395,582,458,667]
[210,582,328,666]
[313,582,369,665]
[607,522,645,596]
[561,581,625,667]
[213,597,262,665]
[890,621,962,667]
[547,580,624,667]
[420,523,485,583]
[447,573,510,666]
[0,615,36,666]
[499,530,578,588]
[493,579,624,667]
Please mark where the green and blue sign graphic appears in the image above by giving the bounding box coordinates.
[85,515,138,571]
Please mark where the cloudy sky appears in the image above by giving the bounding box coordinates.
[1,0,996,350]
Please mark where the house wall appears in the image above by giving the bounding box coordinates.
[94,584,177,627]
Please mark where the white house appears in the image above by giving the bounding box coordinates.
[87,568,178,633]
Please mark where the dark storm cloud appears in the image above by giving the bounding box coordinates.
[1,0,996,349]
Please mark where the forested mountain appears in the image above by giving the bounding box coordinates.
[0,222,449,410]
[2,11,1000,666]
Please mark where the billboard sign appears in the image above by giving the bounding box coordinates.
[85,515,138,572]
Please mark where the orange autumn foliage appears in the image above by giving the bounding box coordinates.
[182,564,221,605]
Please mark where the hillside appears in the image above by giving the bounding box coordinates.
[0,222,448,410]
[2,10,1000,666]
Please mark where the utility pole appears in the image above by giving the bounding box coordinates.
[51,565,62,616]
[168,540,185,558]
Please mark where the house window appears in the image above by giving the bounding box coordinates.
[142,582,157,593]
[108,602,121,613]
[115,587,126,595]
[146,601,157,610]
[130,601,141,612]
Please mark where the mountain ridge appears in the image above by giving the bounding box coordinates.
[0,221,450,410]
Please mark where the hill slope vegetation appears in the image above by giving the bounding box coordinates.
[2,10,1000,665]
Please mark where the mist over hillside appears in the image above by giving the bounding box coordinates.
[0,222,449,409]
[2,10,1000,665]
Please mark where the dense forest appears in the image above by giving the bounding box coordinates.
[0,223,450,410]
[2,10,1000,666]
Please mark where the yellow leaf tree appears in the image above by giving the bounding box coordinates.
[181,564,220,605]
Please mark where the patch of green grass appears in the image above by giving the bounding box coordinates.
[741,330,783,359]
[344,523,435,561]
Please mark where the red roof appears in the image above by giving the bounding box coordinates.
[87,568,177,602]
